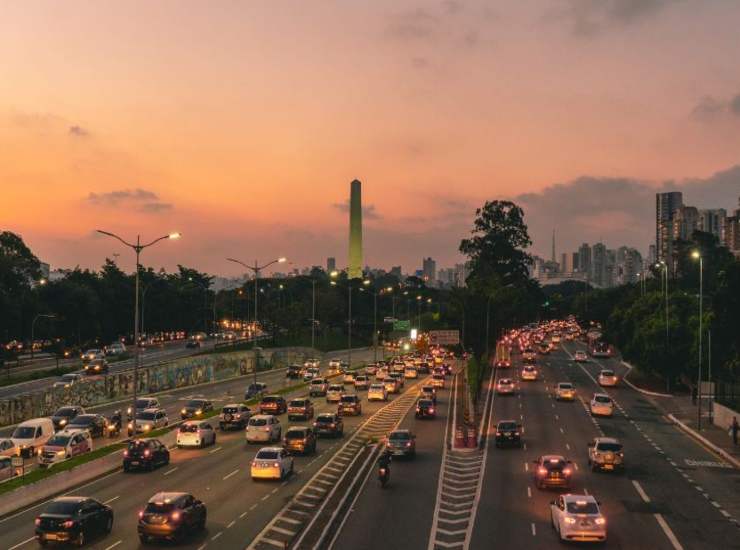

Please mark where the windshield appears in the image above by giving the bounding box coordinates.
[370,385,384,390]
[185,400,204,408]
[311,379,325,385]
[223,407,241,414]
[340,396,356,403]
[249,418,267,426]
[128,441,151,451]
[286,430,307,439]
[596,442,622,452]
[329,386,342,391]
[180,424,199,433]
[256,450,279,460]
[60,375,78,382]
[262,396,278,403]
[498,423,517,431]
[595,396,611,404]
[289,400,307,407]
[499,379,512,385]
[558,384,573,389]
[46,435,71,447]
[145,501,176,513]
[12,427,36,439]
[418,400,433,407]
[601,371,614,377]
[138,412,157,420]
[45,501,82,515]
[389,432,410,440]
[433,374,444,379]
[135,399,152,408]
[55,408,77,417]
[315,416,334,424]
[566,501,600,514]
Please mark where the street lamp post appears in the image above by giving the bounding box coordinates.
[96,230,180,418]
[226,257,287,336]
[31,314,55,358]
[361,280,377,362]
[691,250,703,430]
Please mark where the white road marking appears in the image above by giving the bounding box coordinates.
[655,514,684,550]
[527,487,532,498]
[720,510,731,518]
[227,520,236,528]
[240,511,249,518]
[531,522,536,536]
[525,462,529,472]
[103,495,120,504]
[632,480,651,502]
[209,446,223,454]
[211,531,223,541]
[583,487,589,495]
[565,443,570,450]
[261,494,271,501]
[223,469,239,481]
[104,541,122,550]
[8,538,35,550]
[250,503,258,510]
[559,427,564,434]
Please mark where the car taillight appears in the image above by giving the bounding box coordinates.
[514,432,520,436]
[264,427,271,432]
[143,449,150,457]
[62,520,75,529]
[329,423,335,428]
[138,510,144,519]
[273,462,280,468]
[537,467,547,475]
[496,432,501,436]
[35,518,41,526]
[123,450,128,457]
[563,468,572,475]
[171,511,180,521]
[406,442,412,447]
[429,408,434,413]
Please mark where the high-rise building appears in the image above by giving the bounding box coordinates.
[326,257,336,273]
[577,243,591,279]
[648,244,657,266]
[390,266,402,279]
[572,252,580,273]
[591,243,607,287]
[348,179,363,279]
[560,253,573,274]
[453,263,468,287]
[699,209,727,243]
[725,197,740,258]
[672,205,699,241]
[422,257,436,284]
[656,192,683,269]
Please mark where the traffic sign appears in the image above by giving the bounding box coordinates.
[429,330,460,345]
[393,320,410,331]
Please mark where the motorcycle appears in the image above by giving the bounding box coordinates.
[378,453,392,488]
[106,410,122,438]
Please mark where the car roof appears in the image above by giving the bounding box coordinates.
[390,429,411,435]
[600,369,614,374]
[148,492,188,503]
[558,382,573,386]
[52,496,88,504]
[141,408,163,413]
[316,412,337,418]
[181,420,207,426]
[256,446,283,453]
[223,403,246,408]
[593,393,611,399]
[497,419,517,425]
[562,494,597,504]
[594,436,620,444]
[541,454,566,462]
[286,426,310,432]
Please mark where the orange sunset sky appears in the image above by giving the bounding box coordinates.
[2,1,740,276]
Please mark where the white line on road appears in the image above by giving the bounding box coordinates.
[223,469,239,481]
[583,488,588,495]
[531,523,536,536]
[525,462,529,472]
[250,503,258,511]
[104,541,122,550]
[209,446,222,454]
[565,443,570,450]
[261,494,271,501]
[240,511,249,518]
[632,480,651,502]
[8,537,35,550]
[527,487,532,498]
[211,532,222,541]
[103,495,120,504]
[655,514,684,550]
[227,520,236,528]
[559,427,564,434]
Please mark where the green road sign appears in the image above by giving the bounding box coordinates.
[393,320,410,331]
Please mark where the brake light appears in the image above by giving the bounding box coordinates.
[138,510,144,519]
[563,468,572,476]
[264,427,271,432]
[406,442,412,447]
[537,467,547,475]
[123,450,128,457]
[496,432,501,436]
[35,518,41,526]
[62,520,75,529]
[273,462,280,468]
[171,511,180,521]
[143,449,150,457]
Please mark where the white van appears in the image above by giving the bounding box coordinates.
[38,429,93,468]
[11,418,55,458]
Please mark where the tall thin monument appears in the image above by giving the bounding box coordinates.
[551,229,556,264]
[348,179,363,279]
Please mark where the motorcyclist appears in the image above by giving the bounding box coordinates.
[378,449,392,483]
[108,410,122,436]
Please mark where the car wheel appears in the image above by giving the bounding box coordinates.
[139,534,149,544]
[75,531,85,547]
[219,423,225,431]
[105,515,113,533]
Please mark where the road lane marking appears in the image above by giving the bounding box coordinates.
[8,537,35,550]
[559,427,564,434]
[227,520,236,528]
[250,503,258,510]
[240,511,249,518]
[524,462,529,472]
[565,443,570,450]
[104,541,122,550]
[261,494,271,501]
[632,480,651,502]
[223,469,239,481]
[573,462,578,470]
[531,523,536,536]
[209,446,223,454]
[103,495,119,504]
[583,488,588,495]
[720,510,731,518]
[655,514,684,550]
[527,487,532,498]
[211,532,222,541]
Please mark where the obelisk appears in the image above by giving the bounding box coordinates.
[348,179,363,279]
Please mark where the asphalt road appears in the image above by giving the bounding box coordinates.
[0,348,414,550]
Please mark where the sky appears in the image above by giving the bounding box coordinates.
[2,1,740,276]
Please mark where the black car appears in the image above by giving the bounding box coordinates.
[415,399,436,419]
[495,420,522,448]
[82,359,109,376]
[185,339,201,349]
[533,455,573,489]
[245,382,268,400]
[138,492,206,543]
[51,406,85,431]
[180,399,213,420]
[313,413,344,438]
[286,364,302,379]
[123,439,170,472]
[35,496,113,546]
[65,414,107,438]
[259,395,287,415]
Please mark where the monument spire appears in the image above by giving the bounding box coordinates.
[348,179,363,279]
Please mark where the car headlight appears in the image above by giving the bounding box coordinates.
[181,409,187,415]
[564,517,577,524]
[595,517,606,525]
[196,409,202,415]
[59,419,67,426]
[56,450,65,456]
[144,425,151,431]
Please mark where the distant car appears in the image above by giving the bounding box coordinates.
[404,367,418,379]
[177,420,217,448]
[286,364,302,379]
[389,372,405,388]
[368,383,388,402]
[180,399,213,420]
[415,399,436,419]
[538,344,550,355]
[246,415,282,443]
[11,418,55,458]
[123,439,170,472]
[598,370,619,387]
[303,367,320,382]
[522,348,537,362]
[328,358,342,372]
[219,404,251,430]
[521,365,538,381]
[338,394,362,416]
[259,395,287,415]
[420,384,437,404]
[38,430,93,468]
[590,393,614,417]
[533,455,573,489]
[555,382,576,401]
[550,494,607,543]
[126,397,161,418]
[431,373,445,388]
[82,358,109,375]
[354,375,370,390]
[245,382,268,400]
[53,373,85,389]
[283,427,317,455]
[386,429,416,458]
[138,492,206,543]
[80,349,104,362]
[326,384,344,403]
[375,367,388,381]
[0,456,15,480]
[65,414,107,438]
[251,447,294,480]
[496,378,516,395]
[51,406,86,431]
[304,358,320,369]
[495,420,521,448]
[127,409,169,436]
[365,364,378,376]
[106,342,127,356]
[310,377,329,397]
[288,398,315,421]
[313,413,344,438]
[185,339,201,349]
[588,437,624,472]
[35,497,113,547]
[574,350,588,362]
[343,372,356,385]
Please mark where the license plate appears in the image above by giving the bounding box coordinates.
[604,464,613,470]
[130,461,139,465]
[45,534,59,540]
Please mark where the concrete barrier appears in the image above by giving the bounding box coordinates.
[711,401,739,435]
[667,414,740,470]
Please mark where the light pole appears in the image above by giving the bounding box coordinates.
[656,260,670,391]
[226,257,287,336]
[361,280,378,362]
[96,230,180,417]
[691,250,703,430]
[416,295,422,331]
[31,314,55,358]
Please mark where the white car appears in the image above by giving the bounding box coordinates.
[598,370,619,387]
[128,408,169,436]
[368,383,388,402]
[303,358,320,369]
[309,378,329,397]
[555,382,576,401]
[106,342,127,356]
[521,365,538,381]
[574,350,588,362]
[590,394,614,417]
[404,367,418,379]
[328,359,342,371]
[52,373,85,389]
[251,447,293,480]
[343,372,356,385]
[246,415,282,443]
[354,375,369,390]
[550,494,607,543]
[303,367,320,381]
[375,368,388,381]
[81,348,104,362]
[177,420,217,448]
[326,384,344,403]
[365,364,378,376]
[38,430,93,468]
[496,378,516,395]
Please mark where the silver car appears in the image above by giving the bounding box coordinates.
[588,437,624,472]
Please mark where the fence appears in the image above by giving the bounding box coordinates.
[715,381,740,411]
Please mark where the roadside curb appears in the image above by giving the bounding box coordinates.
[667,413,740,470]
[621,362,672,398]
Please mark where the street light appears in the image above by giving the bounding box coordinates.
[691,250,704,430]
[31,314,55,359]
[361,279,380,362]
[96,230,180,416]
[226,257,287,336]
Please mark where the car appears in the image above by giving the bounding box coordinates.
[574,350,588,362]
[538,343,550,355]
[219,404,251,430]
[50,406,85,431]
[180,398,213,420]
[0,438,17,458]
[35,497,113,546]
[389,372,405,388]
[106,342,126,356]
[126,397,161,418]
[354,375,370,390]
[415,399,436,419]
[52,373,85,389]
[313,413,344,438]
[285,364,302,379]
[138,492,206,543]
[38,430,93,468]
[496,378,516,395]
[288,398,315,421]
[123,439,170,472]
[303,367,320,382]
[590,394,614,417]
[587,437,624,472]
[420,384,437,404]
[385,429,416,458]
[245,382,268,400]
[368,383,388,401]
[326,384,345,403]
[246,415,282,443]
[251,447,294,480]
[598,370,619,387]
[383,377,399,394]
[338,394,362,416]
[522,348,537,362]
[533,455,573,489]
[550,494,607,543]
[0,455,16,480]
[304,358,320,369]
[259,395,288,415]
[128,409,169,436]
[309,377,329,397]
[555,382,576,401]
[431,373,446,389]
[404,366,418,379]
[185,338,201,349]
[80,349,104,362]
[343,372,356,385]
[521,365,538,381]
[365,364,378,376]
[177,420,217,448]
[495,420,522,448]
[12,418,55,458]
[375,367,388,381]
[339,361,350,373]
[82,358,109,375]
[283,427,317,455]
[328,358,342,372]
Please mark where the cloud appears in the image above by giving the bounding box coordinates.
[411,57,429,69]
[691,92,740,121]
[87,188,173,213]
[385,8,438,42]
[331,200,382,220]
[556,0,677,37]
[68,125,89,137]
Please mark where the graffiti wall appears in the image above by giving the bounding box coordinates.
[0,351,259,427]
